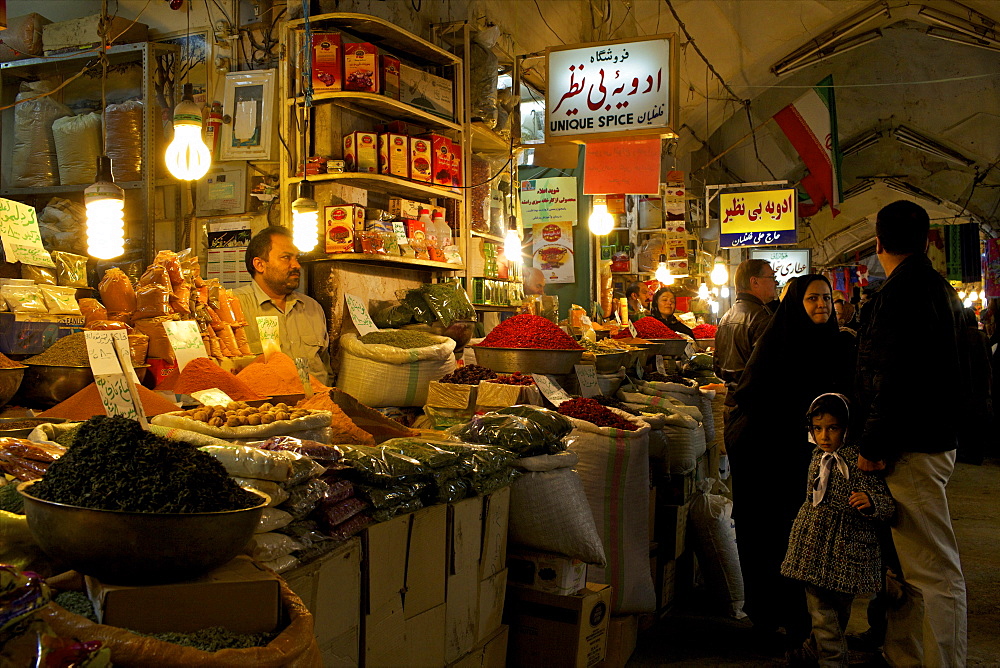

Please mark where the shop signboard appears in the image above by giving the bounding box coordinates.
[749,248,811,288]
[520,177,578,227]
[719,189,797,248]
[532,221,575,284]
[546,35,679,142]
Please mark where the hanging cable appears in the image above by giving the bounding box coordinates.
[744,101,777,179]
[663,0,740,103]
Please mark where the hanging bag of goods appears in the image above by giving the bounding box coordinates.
[560,403,656,614]
[335,331,456,407]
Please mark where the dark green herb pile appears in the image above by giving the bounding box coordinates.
[0,483,24,513]
[52,425,80,449]
[54,591,98,621]
[30,416,260,513]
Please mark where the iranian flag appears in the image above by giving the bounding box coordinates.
[773,75,842,218]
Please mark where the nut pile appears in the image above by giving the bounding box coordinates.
[178,401,310,428]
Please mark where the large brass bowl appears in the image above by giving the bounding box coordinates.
[0,366,26,408]
[473,346,583,375]
[593,352,627,374]
[646,338,691,357]
[17,364,94,408]
[18,480,268,585]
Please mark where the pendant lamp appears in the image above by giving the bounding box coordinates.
[654,254,673,284]
[588,196,614,236]
[291,181,320,252]
[165,83,212,180]
[710,256,729,285]
[504,215,522,265]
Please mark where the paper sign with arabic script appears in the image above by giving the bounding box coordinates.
[520,177,578,227]
[0,198,55,267]
[546,35,677,140]
[719,189,797,248]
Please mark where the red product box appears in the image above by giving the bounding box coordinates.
[405,218,426,242]
[343,42,378,92]
[344,131,378,173]
[378,133,409,178]
[311,33,342,92]
[325,205,364,253]
[381,55,401,99]
[409,136,433,183]
[421,133,454,187]
[450,140,462,188]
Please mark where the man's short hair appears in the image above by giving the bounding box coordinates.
[876,200,930,256]
[625,282,643,299]
[734,259,772,292]
[245,226,293,276]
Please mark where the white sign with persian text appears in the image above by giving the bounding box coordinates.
[0,198,55,267]
[749,248,812,288]
[547,36,673,138]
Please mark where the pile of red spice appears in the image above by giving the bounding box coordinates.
[478,314,583,350]
[613,317,681,339]
[236,352,328,396]
[39,383,180,421]
[0,352,25,369]
[692,323,718,339]
[557,397,639,430]
[158,357,264,401]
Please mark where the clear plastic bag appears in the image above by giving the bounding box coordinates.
[256,507,294,533]
[201,445,325,484]
[353,481,426,509]
[418,280,476,327]
[52,113,101,185]
[435,442,517,480]
[255,436,344,465]
[377,438,461,468]
[325,512,373,541]
[232,477,290,507]
[372,301,416,329]
[20,263,56,285]
[51,251,89,288]
[134,264,172,319]
[277,520,331,549]
[337,443,429,483]
[98,267,136,316]
[316,497,369,529]
[452,405,572,456]
[465,26,500,127]
[39,285,81,315]
[401,289,434,324]
[322,478,354,504]
[250,532,304,561]
[105,100,142,182]
[371,497,423,522]
[280,478,330,520]
[0,284,47,313]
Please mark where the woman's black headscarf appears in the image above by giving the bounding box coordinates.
[763,273,840,352]
[649,287,694,337]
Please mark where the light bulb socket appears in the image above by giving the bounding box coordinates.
[85,156,124,204]
[94,155,115,184]
[658,253,667,263]
[508,215,518,233]
[292,181,318,215]
[173,84,204,126]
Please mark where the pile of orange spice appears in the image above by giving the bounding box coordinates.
[159,357,264,401]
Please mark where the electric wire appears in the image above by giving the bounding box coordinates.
[532,0,568,44]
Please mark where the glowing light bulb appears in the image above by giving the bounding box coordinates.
[504,226,522,265]
[958,290,967,299]
[654,254,672,284]
[291,186,320,252]
[588,197,614,236]
[165,84,211,181]
[698,282,709,300]
[710,300,720,314]
[970,290,979,302]
[85,157,125,259]
[710,256,729,286]
[964,297,974,308]
[721,286,731,299]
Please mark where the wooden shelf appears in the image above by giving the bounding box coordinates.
[0,181,144,197]
[470,230,504,243]
[473,304,519,312]
[286,12,460,67]
[287,91,461,132]
[284,172,464,201]
[0,42,171,72]
[302,252,463,271]
[471,123,515,154]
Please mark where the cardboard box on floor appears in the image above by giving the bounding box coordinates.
[448,624,509,668]
[508,547,588,596]
[596,615,638,668]
[505,583,612,668]
[84,555,281,634]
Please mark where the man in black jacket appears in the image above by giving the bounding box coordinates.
[714,258,778,407]
[855,200,968,668]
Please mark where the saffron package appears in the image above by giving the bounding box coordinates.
[311,33,342,92]
[343,42,378,93]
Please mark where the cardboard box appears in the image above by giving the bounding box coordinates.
[423,133,455,187]
[479,486,510,580]
[400,63,454,118]
[43,14,147,54]
[405,504,448,618]
[388,197,425,220]
[451,139,463,187]
[325,204,364,253]
[344,131,378,173]
[596,615,638,668]
[426,380,477,410]
[477,568,507,643]
[365,597,406,666]
[476,382,543,411]
[381,54,401,99]
[402,603,446,668]
[656,502,689,560]
[507,548,588,596]
[410,136,433,183]
[448,624,509,668]
[319,626,360,668]
[378,132,409,178]
[446,496,483,662]
[505,583,612,668]
[84,556,280,634]
[311,33,342,91]
[343,42,379,92]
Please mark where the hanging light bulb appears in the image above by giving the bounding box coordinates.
[710,300,720,314]
[721,286,731,299]
[969,290,979,302]
[504,215,522,265]
[655,254,673,284]
[958,290,967,299]
[291,181,320,252]
[588,196,614,236]
[710,256,729,285]
[698,282,710,300]
[964,297,974,308]
[165,83,211,180]
[85,156,126,259]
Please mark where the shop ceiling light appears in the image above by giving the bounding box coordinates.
[892,126,975,167]
[655,254,673,284]
[770,2,888,76]
[166,83,212,180]
[698,282,710,300]
[588,196,615,236]
[841,130,882,157]
[925,27,1000,53]
[710,256,729,286]
[504,216,522,265]
[970,290,980,302]
[721,286,731,299]
[85,156,126,259]
[291,181,320,252]
[917,6,1000,43]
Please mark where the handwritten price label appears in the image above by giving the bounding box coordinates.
[85,330,146,426]
[531,374,572,406]
[628,323,638,338]
[0,198,55,267]
[294,357,314,397]
[163,320,208,371]
[574,364,602,398]
[191,388,234,407]
[94,373,140,420]
[344,294,378,336]
[256,316,281,360]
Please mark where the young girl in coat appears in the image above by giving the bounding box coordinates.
[781,393,895,667]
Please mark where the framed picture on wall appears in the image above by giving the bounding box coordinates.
[220,69,275,161]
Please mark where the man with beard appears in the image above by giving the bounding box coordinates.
[235,226,331,384]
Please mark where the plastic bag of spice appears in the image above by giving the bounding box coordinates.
[133,315,179,362]
[134,265,172,320]
[336,333,456,408]
[199,444,326,484]
[372,301,416,329]
[452,413,567,457]
[336,444,429,483]
[418,280,476,327]
[39,284,81,315]
[316,497,369,530]
[249,532,303,562]
[51,250,89,288]
[280,478,330,519]
[78,298,107,324]
[401,289,434,324]
[20,262,56,285]
[98,267,136,316]
[232,326,253,356]
[377,438,460,468]
[232,477,289,507]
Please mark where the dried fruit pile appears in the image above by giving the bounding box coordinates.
[178,401,311,428]
[557,397,639,430]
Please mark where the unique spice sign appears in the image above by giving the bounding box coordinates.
[719,189,797,248]
[0,197,55,267]
[546,35,678,141]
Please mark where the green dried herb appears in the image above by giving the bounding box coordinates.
[360,330,440,349]
[53,591,98,621]
[0,483,24,514]
[137,627,278,652]
[30,416,259,513]
[24,332,91,366]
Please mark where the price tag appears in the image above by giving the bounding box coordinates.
[613,310,622,325]
[345,294,379,336]
[574,364,601,398]
[256,316,281,361]
[628,323,638,338]
[163,320,208,371]
[684,342,695,358]
[295,357,314,397]
[392,220,409,247]
[84,330,147,427]
[531,374,572,406]
[0,197,55,267]
[655,355,666,375]
[191,388,234,407]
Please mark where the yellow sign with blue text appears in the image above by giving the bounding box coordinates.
[719,189,797,247]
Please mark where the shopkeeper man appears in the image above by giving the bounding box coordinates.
[234,225,332,385]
